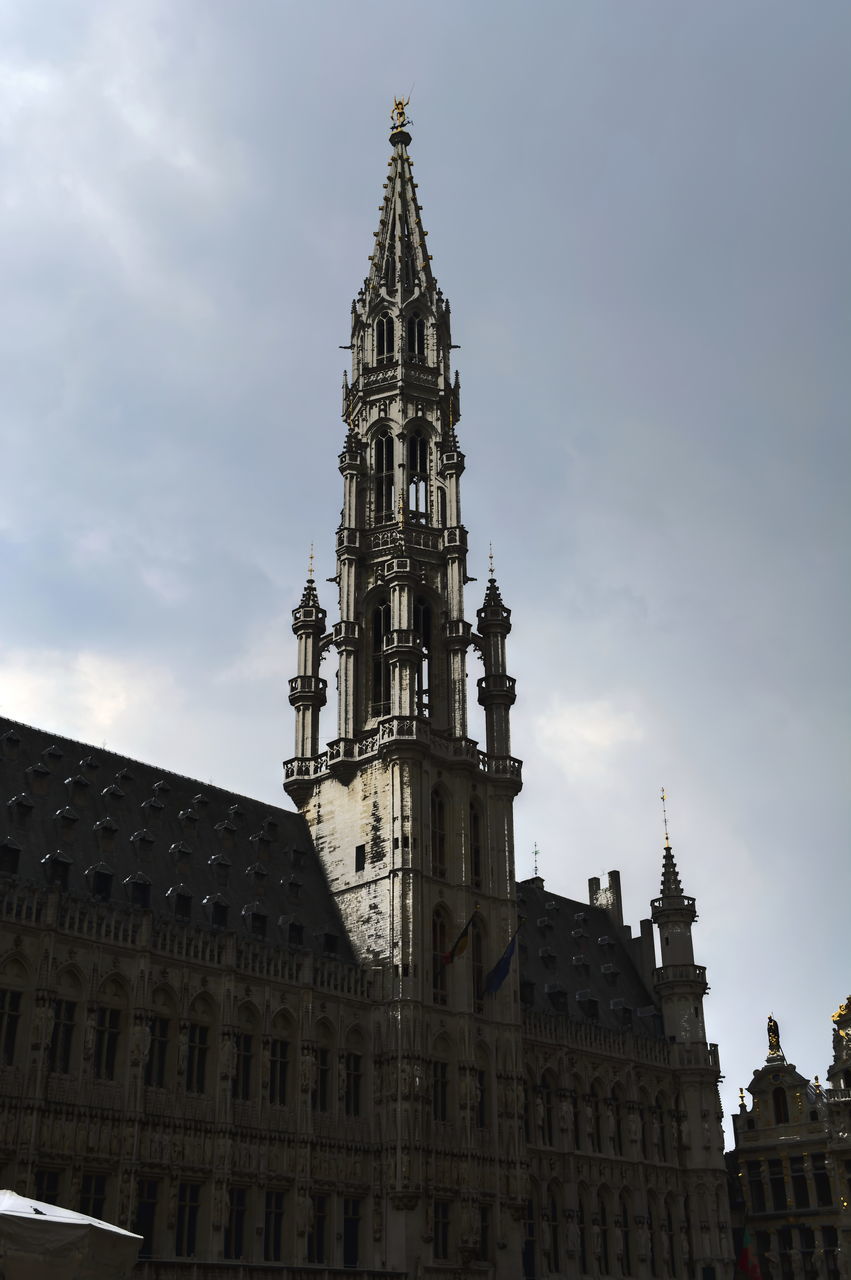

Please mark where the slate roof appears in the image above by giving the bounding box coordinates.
[517,876,663,1038]
[0,716,355,963]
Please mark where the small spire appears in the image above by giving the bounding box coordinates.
[308,543,315,580]
[660,844,683,898]
[488,542,495,579]
[533,843,539,877]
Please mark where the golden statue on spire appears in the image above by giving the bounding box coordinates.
[390,95,412,132]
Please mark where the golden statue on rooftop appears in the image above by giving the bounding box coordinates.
[391,95,411,132]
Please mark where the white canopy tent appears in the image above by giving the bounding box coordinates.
[0,1189,142,1280]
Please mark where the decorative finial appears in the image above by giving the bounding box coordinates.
[488,543,494,579]
[814,1074,822,1094]
[738,1087,746,1109]
[390,95,412,135]
[533,843,539,877]
[308,543,315,580]
[661,787,670,847]
[397,491,405,525]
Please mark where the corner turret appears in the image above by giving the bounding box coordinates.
[476,562,516,760]
[288,562,327,760]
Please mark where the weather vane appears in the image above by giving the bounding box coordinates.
[390,95,412,132]
[661,787,670,845]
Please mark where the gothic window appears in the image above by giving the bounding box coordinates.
[547,1192,561,1273]
[269,1038,289,1105]
[224,1186,247,1260]
[93,1006,121,1080]
[437,485,447,527]
[80,1173,107,1219]
[470,802,483,889]
[343,1198,362,1268]
[186,1023,209,1094]
[540,1074,555,1146]
[589,1083,602,1152]
[232,1032,253,1101]
[375,312,394,364]
[598,1197,610,1275]
[432,909,448,1005]
[406,311,426,360]
[144,1016,169,1088]
[135,1179,159,1258]
[407,430,429,521]
[374,429,395,524]
[611,1083,624,1155]
[312,1041,332,1113]
[345,1050,362,1116]
[413,596,432,714]
[0,989,21,1067]
[371,597,391,717]
[619,1193,632,1275]
[264,1190,285,1262]
[307,1194,328,1263]
[773,1085,790,1123]
[48,999,76,1073]
[478,1205,491,1262]
[175,1182,201,1257]
[521,1197,536,1279]
[430,790,446,879]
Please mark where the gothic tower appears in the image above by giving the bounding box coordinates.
[283,104,528,1274]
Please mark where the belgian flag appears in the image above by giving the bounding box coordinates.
[441,907,478,966]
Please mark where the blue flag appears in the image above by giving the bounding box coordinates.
[484,929,519,995]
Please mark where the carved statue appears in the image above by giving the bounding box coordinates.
[767,1013,781,1055]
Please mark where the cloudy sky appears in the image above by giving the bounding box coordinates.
[1,1,848,1140]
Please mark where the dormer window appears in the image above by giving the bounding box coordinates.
[406,311,426,360]
[88,864,113,902]
[0,837,21,877]
[42,851,71,890]
[209,853,231,888]
[167,886,191,923]
[204,895,229,929]
[243,905,267,938]
[376,311,394,364]
[124,873,151,909]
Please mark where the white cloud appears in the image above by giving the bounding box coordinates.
[532,698,645,781]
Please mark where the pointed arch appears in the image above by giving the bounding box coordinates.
[374,428,395,524]
[371,595,391,717]
[375,311,394,364]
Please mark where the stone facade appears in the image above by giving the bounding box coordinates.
[0,108,735,1278]
[729,1005,851,1278]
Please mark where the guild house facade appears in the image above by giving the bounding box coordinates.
[0,105,734,1279]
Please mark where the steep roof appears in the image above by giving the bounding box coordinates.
[517,876,662,1037]
[0,716,355,963]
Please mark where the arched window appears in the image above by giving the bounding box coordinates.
[469,802,483,889]
[413,596,432,716]
[430,790,446,879]
[374,429,394,524]
[375,312,394,363]
[547,1191,561,1275]
[432,911,448,1006]
[407,430,429,521]
[598,1197,610,1275]
[406,311,426,360]
[371,597,391,717]
[773,1085,790,1124]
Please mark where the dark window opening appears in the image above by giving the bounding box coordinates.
[371,596,391,716]
[91,868,112,902]
[813,1154,832,1206]
[0,841,20,876]
[307,1194,327,1264]
[747,1161,766,1214]
[374,429,395,524]
[406,311,426,360]
[48,1000,76,1073]
[343,1197,361,1268]
[471,922,484,1015]
[413,595,432,713]
[264,1190,285,1262]
[345,1051,362,1116]
[773,1086,790,1124]
[144,1016,169,1088]
[269,1038,289,1106]
[791,1155,810,1209]
[355,843,366,872]
[478,1205,491,1262]
[224,1186,247,1259]
[93,1007,120,1080]
[521,1198,535,1279]
[430,790,446,878]
[175,1182,200,1258]
[769,1158,787,1211]
[407,430,429,522]
[35,1169,61,1206]
[232,1032,253,1101]
[312,1047,330,1112]
[79,1172,107,1219]
[376,312,394,364]
[0,989,21,1066]
[43,854,70,890]
[211,899,228,929]
[288,921,304,948]
[470,804,483,889]
[186,1023,208,1094]
[135,1179,159,1258]
[432,912,447,1006]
